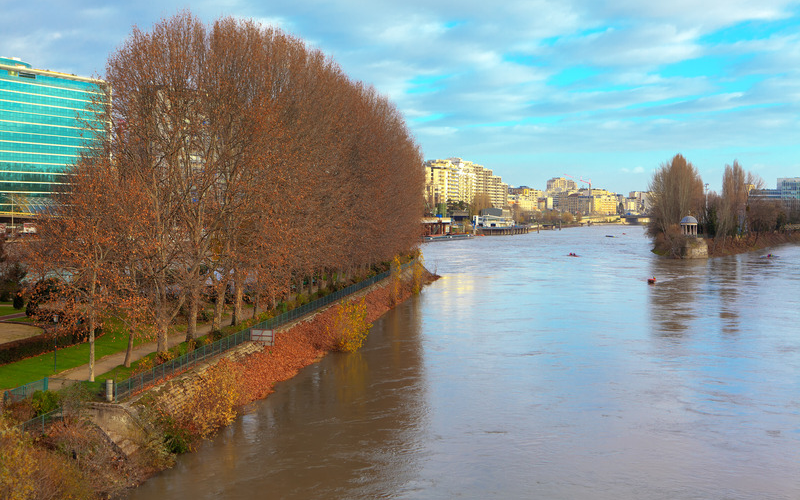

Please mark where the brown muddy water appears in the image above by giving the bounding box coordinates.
[127,225,800,499]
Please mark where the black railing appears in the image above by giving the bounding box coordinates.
[18,406,64,433]
[3,377,49,405]
[113,261,415,402]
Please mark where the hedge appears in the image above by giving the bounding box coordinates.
[0,326,102,366]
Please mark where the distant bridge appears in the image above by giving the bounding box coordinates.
[621,214,650,225]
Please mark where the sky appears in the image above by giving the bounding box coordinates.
[3,0,800,195]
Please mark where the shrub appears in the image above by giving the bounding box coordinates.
[182,359,241,438]
[328,298,372,352]
[412,255,426,295]
[30,390,60,417]
[156,350,177,365]
[158,413,192,454]
[59,383,91,418]
[133,356,154,374]
[2,399,34,424]
[390,256,402,306]
[24,278,60,317]
[0,425,92,499]
[12,292,24,310]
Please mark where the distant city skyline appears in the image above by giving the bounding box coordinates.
[3,1,800,195]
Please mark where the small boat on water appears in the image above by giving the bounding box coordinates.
[568,252,579,257]
[647,277,656,284]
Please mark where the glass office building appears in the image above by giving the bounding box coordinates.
[0,56,107,220]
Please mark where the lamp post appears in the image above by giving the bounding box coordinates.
[53,315,59,373]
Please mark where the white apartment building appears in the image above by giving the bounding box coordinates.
[546,177,577,194]
[424,158,509,209]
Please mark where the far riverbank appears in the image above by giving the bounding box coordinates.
[705,231,800,257]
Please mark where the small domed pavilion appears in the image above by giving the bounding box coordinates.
[680,215,698,237]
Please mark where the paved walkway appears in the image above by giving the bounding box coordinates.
[12,271,402,390]
[50,315,231,388]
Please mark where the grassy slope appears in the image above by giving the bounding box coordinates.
[0,318,147,390]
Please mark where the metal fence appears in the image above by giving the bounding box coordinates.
[18,406,64,433]
[113,261,416,402]
[3,377,49,405]
[114,329,252,402]
[240,266,396,335]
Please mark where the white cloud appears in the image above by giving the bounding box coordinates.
[3,0,800,194]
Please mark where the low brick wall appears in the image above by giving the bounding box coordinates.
[139,341,265,417]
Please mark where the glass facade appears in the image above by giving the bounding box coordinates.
[0,57,107,217]
[778,178,800,200]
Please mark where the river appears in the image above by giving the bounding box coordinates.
[127,225,800,499]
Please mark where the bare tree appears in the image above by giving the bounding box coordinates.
[471,193,493,216]
[647,154,705,239]
[717,161,763,239]
[34,11,427,359]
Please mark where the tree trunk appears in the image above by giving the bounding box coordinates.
[157,321,168,353]
[213,285,225,331]
[186,283,199,342]
[231,267,243,326]
[88,279,97,382]
[88,312,96,382]
[252,291,260,319]
[124,328,134,368]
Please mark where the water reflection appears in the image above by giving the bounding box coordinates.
[127,298,428,500]
[648,256,707,337]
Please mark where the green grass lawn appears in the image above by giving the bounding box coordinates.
[1,302,291,392]
[6,316,35,324]
[0,319,148,390]
[0,304,24,317]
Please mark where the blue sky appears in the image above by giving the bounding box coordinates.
[3,0,800,194]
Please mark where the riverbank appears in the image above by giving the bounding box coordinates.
[0,265,437,499]
[705,231,800,257]
[650,230,800,258]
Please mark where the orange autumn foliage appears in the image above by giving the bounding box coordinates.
[161,268,436,440]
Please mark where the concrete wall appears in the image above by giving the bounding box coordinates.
[87,341,265,456]
[682,238,709,259]
[86,402,149,456]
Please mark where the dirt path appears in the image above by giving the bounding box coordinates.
[0,322,43,344]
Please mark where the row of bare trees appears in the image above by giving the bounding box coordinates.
[23,12,424,380]
[647,154,792,256]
